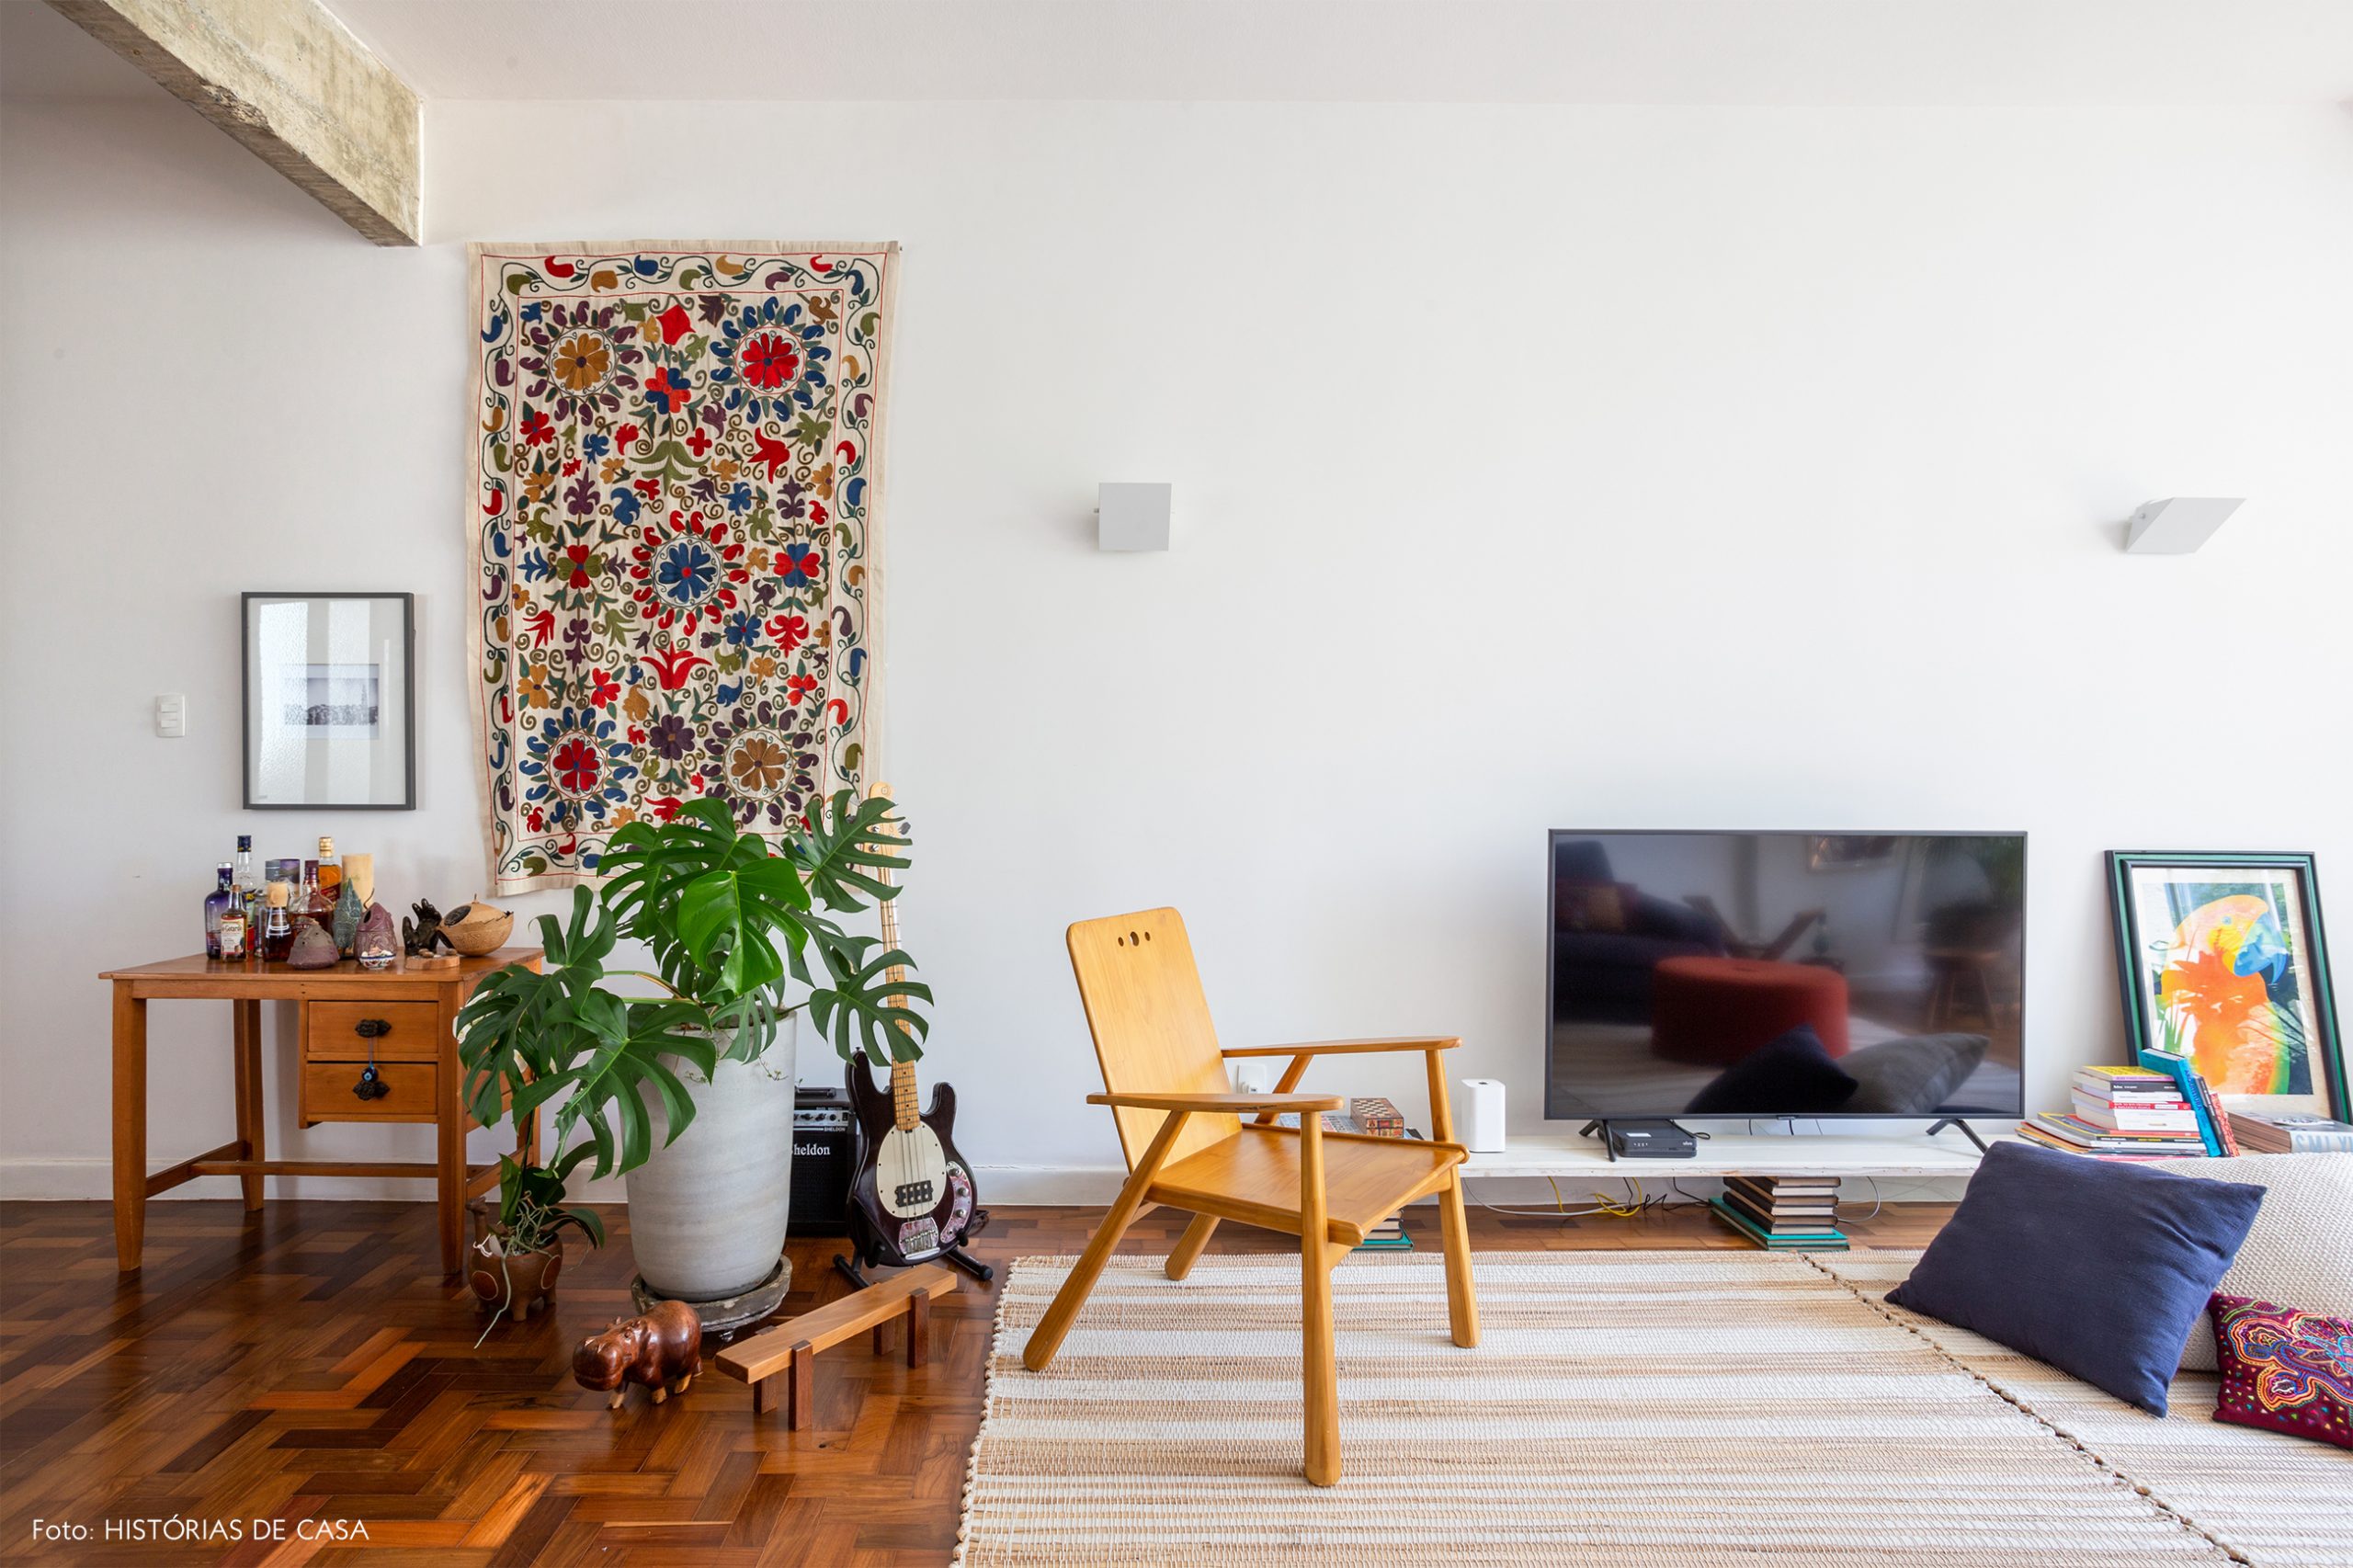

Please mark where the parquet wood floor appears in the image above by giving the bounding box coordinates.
[0,1197,1951,1565]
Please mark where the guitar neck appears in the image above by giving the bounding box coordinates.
[871,781,920,1133]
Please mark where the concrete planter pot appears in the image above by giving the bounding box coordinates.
[623,1023,797,1301]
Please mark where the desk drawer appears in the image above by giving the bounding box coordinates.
[305,1001,442,1062]
[301,1060,439,1123]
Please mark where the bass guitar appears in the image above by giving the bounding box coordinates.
[836,784,992,1286]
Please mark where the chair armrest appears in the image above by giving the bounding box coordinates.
[1221,1036,1461,1059]
[1086,1091,1346,1114]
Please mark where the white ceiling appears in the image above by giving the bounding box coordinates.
[6,0,2353,106]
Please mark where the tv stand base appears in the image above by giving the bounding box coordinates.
[1578,1119,1699,1161]
[1925,1118,1989,1155]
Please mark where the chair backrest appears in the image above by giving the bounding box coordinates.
[1066,907,1240,1170]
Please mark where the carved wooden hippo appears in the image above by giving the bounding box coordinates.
[573,1300,703,1409]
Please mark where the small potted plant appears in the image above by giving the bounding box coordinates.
[467,1155,601,1324]
[456,790,926,1305]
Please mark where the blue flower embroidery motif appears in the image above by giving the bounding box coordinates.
[658,539,718,607]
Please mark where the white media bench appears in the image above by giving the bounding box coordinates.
[1460,1124,2006,1180]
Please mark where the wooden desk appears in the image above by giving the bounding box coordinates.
[99,949,543,1276]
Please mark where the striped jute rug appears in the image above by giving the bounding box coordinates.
[1820,1254,2353,1568]
[958,1252,2248,1566]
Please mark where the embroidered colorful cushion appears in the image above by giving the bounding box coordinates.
[2209,1293,2353,1449]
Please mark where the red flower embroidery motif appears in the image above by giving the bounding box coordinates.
[552,736,601,794]
[652,304,693,345]
[522,607,556,646]
[633,476,660,500]
[687,428,712,458]
[649,796,683,824]
[767,613,809,653]
[586,668,621,707]
[526,807,546,833]
[615,423,641,449]
[784,674,820,707]
[521,407,555,447]
[561,544,596,589]
[562,458,582,477]
[741,332,801,390]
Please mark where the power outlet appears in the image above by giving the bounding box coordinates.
[154,694,187,738]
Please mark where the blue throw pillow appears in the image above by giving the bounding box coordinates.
[1887,1142,2265,1414]
[1683,1025,1858,1115]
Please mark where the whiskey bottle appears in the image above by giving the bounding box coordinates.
[315,837,343,905]
[256,882,295,962]
[203,864,240,960]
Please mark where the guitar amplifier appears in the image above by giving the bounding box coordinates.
[788,1084,854,1235]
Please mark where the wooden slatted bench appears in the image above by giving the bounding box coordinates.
[714,1263,960,1428]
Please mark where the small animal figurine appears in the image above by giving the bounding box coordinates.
[402,899,451,956]
[573,1301,703,1410]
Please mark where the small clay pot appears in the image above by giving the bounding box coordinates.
[468,1235,562,1321]
[443,900,516,956]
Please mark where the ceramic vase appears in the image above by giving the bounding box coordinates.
[622,1024,796,1301]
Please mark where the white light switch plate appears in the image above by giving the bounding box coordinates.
[154,694,186,738]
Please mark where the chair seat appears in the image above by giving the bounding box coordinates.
[1146,1124,1464,1246]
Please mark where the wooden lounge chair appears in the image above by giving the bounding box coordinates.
[1019,906,1479,1485]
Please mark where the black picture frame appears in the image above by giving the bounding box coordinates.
[2105,850,2344,1117]
[241,591,417,811]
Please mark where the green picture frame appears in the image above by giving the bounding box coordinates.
[2105,851,2345,1118]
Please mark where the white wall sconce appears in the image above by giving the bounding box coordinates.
[1097,482,1172,551]
[2125,497,2244,554]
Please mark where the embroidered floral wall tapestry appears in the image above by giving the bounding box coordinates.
[466,242,896,892]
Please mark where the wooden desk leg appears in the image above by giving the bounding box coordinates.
[436,994,465,1277]
[232,1000,266,1211]
[111,983,147,1271]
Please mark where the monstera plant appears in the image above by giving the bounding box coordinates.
[457,790,927,1304]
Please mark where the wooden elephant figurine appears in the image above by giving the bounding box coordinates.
[573,1300,703,1409]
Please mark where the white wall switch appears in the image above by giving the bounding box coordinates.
[2125,497,2244,554]
[154,694,187,738]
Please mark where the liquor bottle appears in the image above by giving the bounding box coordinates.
[256,882,295,962]
[218,903,249,962]
[233,834,263,937]
[315,837,343,905]
[298,858,335,930]
[203,863,240,960]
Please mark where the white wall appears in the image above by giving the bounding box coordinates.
[4,94,2347,1202]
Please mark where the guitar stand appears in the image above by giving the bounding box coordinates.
[835,1208,995,1290]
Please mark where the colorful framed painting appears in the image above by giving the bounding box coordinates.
[2106,852,2344,1117]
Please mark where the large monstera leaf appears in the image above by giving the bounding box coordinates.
[676,855,817,998]
[807,933,932,1066]
[790,790,912,913]
[538,992,716,1183]
[598,799,761,991]
[456,887,616,1129]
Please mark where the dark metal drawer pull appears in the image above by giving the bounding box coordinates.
[353,1018,392,1039]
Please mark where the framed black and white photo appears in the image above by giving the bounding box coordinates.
[242,592,415,810]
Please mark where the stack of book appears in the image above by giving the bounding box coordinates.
[1708,1176,1847,1251]
[2017,1062,2215,1159]
[1277,1097,1418,1249]
[2228,1110,2353,1153]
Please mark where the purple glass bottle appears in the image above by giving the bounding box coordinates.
[202,863,240,960]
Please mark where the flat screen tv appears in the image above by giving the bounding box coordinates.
[1546,831,2026,1124]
